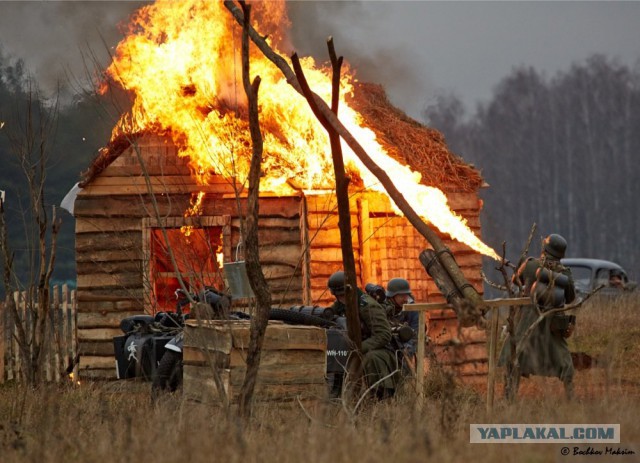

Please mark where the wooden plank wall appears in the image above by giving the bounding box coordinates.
[305,193,362,306]
[75,134,306,378]
[359,190,484,301]
[1,285,78,383]
[182,320,327,404]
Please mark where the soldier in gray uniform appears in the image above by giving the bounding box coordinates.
[499,234,577,400]
[383,278,419,361]
[328,271,399,399]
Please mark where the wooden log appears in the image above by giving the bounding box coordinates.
[75,231,142,252]
[184,321,326,352]
[229,228,300,247]
[76,260,143,275]
[89,175,229,187]
[80,182,236,196]
[78,341,117,357]
[76,249,143,263]
[76,272,142,290]
[76,296,144,317]
[309,247,360,263]
[77,311,142,329]
[183,347,324,368]
[74,195,191,218]
[76,289,145,301]
[258,263,301,280]
[98,165,191,178]
[79,355,116,370]
[263,276,303,294]
[75,194,302,220]
[78,327,123,342]
[76,217,144,233]
[256,244,304,267]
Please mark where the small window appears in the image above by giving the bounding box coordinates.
[566,265,591,292]
[595,268,612,287]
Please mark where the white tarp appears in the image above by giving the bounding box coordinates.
[60,183,82,215]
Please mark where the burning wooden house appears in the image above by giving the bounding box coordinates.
[68,0,497,382]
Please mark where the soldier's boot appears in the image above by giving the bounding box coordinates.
[330,373,344,398]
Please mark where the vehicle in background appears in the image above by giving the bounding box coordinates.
[561,258,636,297]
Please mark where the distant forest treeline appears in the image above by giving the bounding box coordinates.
[0,49,115,293]
[1,51,639,296]
[423,54,640,285]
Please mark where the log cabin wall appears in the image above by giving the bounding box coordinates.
[358,191,484,302]
[75,135,304,379]
[304,193,362,306]
[75,134,489,383]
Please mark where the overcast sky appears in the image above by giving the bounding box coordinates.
[1,1,639,119]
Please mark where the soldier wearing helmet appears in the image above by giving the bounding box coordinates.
[327,270,399,399]
[383,278,419,361]
[499,233,577,400]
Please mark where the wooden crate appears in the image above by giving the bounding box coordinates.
[182,320,328,404]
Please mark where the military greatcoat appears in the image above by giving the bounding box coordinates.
[499,257,576,382]
[331,290,399,391]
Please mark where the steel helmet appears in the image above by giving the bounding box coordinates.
[385,278,412,298]
[328,271,346,296]
[543,234,567,259]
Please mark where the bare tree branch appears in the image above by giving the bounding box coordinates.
[237,1,273,418]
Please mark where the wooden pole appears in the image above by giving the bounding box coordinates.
[486,307,500,415]
[416,309,426,407]
[290,44,362,351]
[238,1,271,417]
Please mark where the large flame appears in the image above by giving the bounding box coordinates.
[104,0,499,260]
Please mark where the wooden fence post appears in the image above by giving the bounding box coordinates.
[1,287,79,383]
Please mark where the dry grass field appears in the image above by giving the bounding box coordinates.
[1,295,639,463]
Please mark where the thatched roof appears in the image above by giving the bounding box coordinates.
[348,82,483,192]
[80,83,483,192]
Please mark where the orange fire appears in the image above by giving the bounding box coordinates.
[104,0,499,260]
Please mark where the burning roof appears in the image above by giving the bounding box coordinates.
[81,83,483,193]
[78,0,497,259]
[347,82,483,193]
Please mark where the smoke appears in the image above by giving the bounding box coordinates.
[0,1,145,100]
[287,1,435,119]
[0,1,431,115]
